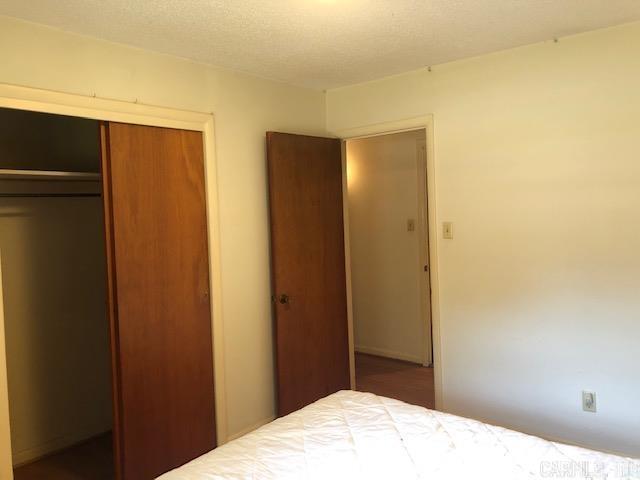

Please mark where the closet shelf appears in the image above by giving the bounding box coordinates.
[0,169,101,181]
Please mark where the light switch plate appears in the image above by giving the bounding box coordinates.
[443,222,453,239]
[582,391,597,413]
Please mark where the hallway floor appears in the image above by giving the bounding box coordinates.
[355,352,435,409]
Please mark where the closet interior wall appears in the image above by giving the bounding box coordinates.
[0,108,112,466]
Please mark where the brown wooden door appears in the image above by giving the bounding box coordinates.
[266,132,350,417]
[101,123,216,480]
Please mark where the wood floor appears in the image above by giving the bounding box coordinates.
[13,432,114,480]
[355,352,435,409]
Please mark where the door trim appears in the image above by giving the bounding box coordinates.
[0,83,229,479]
[331,115,444,411]
[416,136,433,367]
[339,140,357,390]
[0,253,12,480]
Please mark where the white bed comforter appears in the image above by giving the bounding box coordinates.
[158,390,640,480]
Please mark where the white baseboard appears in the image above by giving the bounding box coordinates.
[12,426,111,466]
[226,415,276,443]
[355,345,422,365]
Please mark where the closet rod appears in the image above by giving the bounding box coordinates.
[0,193,101,198]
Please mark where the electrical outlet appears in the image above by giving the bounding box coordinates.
[582,391,597,413]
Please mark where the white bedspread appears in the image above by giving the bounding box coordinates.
[158,390,640,479]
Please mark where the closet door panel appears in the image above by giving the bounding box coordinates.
[101,123,216,480]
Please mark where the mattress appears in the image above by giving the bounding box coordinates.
[158,390,640,479]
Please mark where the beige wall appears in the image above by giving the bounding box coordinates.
[347,131,426,364]
[0,15,327,441]
[328,22,640,456]
[0,196,111,465]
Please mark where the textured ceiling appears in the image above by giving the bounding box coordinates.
[1,0,640,89]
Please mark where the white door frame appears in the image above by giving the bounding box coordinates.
[0,253,12,478]
[416,134,433,367]
[0,83,229,478]
[332,115,443,410]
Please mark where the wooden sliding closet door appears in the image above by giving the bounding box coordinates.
[101,123,216,480]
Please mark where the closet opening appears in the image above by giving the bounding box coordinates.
[0,107,114,479]
[345,129,435,409]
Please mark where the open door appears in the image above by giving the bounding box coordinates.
[266,132,350,417]
[101,123,216,479]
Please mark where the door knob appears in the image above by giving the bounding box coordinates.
[278,294,290,305]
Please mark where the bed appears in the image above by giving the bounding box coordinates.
[158,390,640,479]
